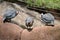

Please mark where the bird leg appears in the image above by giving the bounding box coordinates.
[7,19,11,22]
[45,22,54,27]
[3,18,11,23]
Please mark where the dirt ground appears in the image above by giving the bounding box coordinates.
[0,1,60,29]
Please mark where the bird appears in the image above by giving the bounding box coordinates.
[3,8,18,23]
[40,12,55,26]
[25,17,34,30]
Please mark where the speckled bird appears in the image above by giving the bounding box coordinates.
[41,12,55,26]
[3,8,18,23]
[25,17,34,30]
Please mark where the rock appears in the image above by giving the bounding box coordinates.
[0,22,23,40]
[21,26,60,40]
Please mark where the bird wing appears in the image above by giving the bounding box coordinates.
[43,14,54,21]
[4,9,17,19]
[41,14,52,23]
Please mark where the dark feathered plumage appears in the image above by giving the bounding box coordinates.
[41,13,55,26]
[25,17,34,29]
[3,8,18,23]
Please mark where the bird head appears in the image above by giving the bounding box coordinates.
[16,11,19,15]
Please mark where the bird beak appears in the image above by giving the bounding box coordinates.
[16,11,19,14]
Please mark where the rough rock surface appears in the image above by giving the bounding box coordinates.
[21,25,60,40]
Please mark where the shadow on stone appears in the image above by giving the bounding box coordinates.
[10,20,26,29]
